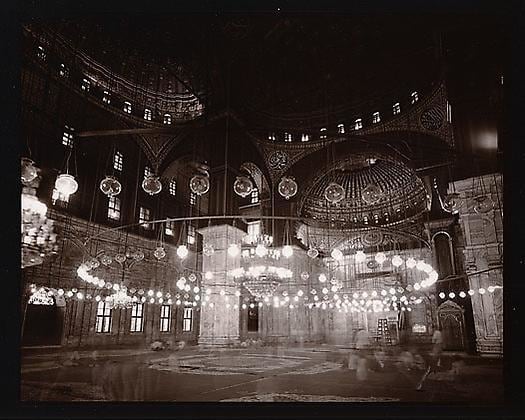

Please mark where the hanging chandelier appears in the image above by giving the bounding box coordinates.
[21,186,58,268]
[106,288,134,309]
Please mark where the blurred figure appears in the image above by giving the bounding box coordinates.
[355,328,370,381]
[416,327,443,391]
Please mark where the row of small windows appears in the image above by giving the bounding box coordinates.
[95,301,193,333]
[36,46,183,126]
[267,92,421,142]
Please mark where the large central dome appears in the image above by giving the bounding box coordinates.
[298,156,429,228]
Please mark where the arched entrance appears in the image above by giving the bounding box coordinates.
[22,288,65,347]
[437,300,466,351]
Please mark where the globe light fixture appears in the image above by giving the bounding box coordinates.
[406,257,417,268]
[233,176,254,198]
[99,176,122,197]
[318,273,327,283]
[361,183,382,205]
[203,243,215,256]
[355,250,366,263]
[153,246,166,260]
[307,247,319,258]
[282,245,293,258]
[177,244,189,259]
[227,243,240,257]
[189,174,210,196]
[55,173,78,197]
[142,175,162,195]
[473,195,494,214]
[449,292,456,299]
[331,248,343,260]
[21,157,38,185]
[278,176,298,200]
[324,182,345,204]
[375,252,386,265]
[391,255,403,267]
[255,244,268,257]
[442,193,461,214]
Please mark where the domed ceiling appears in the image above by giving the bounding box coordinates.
[298,155,429,228]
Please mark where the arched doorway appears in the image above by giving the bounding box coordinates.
[437,300,466,351]
[22,289,65,347]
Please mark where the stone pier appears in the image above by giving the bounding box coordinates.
[197,224,245,346]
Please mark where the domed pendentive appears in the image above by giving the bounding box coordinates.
[298,156,429,229]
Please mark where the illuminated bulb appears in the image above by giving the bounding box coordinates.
[147,290,154,297]
[416,260,426,271]
[380,290,387,296]
[255,244,268,257]
[331,249,343,260]
[406,258,417,268]
[177,245,189,259]
[478,288,486,294]
[206,288,212,295]
[487,286,495,293]
[95,295,101,302]
[322,288,329,294]
[227,244,240,257]
[195,295,200,301]
[459,291,466,298]
[282,245,293,258]
[204,271,213,280]
[318,274,327,283]
[193,286,200,293]
[375,252,386,264]
[355,250,366,263]
[242,303,247,309]
[439,292,446,299]
[413,283,421,291]
[156,291,162,298]
[423,264,433,274]
[158,298,164,304]
[297,290,303,297]
[389,288,396,295]
[220,290,225,296]
[149,298,155,304]
[235,290,241,297]
[391,255,403,267]
[55,174,78,197]
[362,292,368,298]
[449,292,455,299]
[468,289,475,296]
[76,292,84,300]
[331,285,338,292]
[371,291,377,297]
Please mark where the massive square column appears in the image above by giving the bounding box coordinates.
[197,224,245,346]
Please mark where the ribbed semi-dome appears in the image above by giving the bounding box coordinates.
[299,157,429,228]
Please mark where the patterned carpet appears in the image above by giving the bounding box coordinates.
[148,353,321,375]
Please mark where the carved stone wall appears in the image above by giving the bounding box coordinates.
[452,173,503,355]
[22,211,201,348]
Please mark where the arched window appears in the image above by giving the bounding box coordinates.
[95,301,112,333]
[144,108,152,121]
[163,113,172,125]
[123,101,132,114]
[320,127,327,139]
[392,102,401,115]
[411,91,419,104]
[337,123,345,134]
[81,78,91,92]
[354,118,363,130]
[301,134,310,142]
[372,111,381,123]
[284,132,292,142]
[102,90,111,104]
